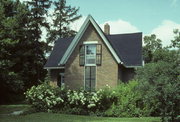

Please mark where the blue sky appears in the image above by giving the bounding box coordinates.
[67,0,180,33]
[21,0,180,46]
[67,0,180,46]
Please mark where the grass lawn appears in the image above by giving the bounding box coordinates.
[0,104,30,115]
[0,105,160,122]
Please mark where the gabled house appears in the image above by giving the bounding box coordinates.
[44,15,142,91]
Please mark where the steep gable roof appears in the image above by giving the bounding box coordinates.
[44,15,142,69]
[59,15,121,65]
[44,33,142,68]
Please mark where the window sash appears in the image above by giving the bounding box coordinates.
[85,45,96,65]
[85,66,96,91]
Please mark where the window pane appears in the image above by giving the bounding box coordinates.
[85,67,91,91]
[85,66,96,91]
[90,67,96,91]
[86,45,96,65]
[86,55,96,64]
[86,45,96,55]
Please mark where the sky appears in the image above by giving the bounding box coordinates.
[67,0,180,46]
[21,0,180,46]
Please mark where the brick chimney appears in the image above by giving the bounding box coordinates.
[104,23,110,35]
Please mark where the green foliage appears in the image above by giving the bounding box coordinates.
[171,29,180,49]
[25,83,64,112]
[25,84,117,114]
[25,81,152,117]
[47,0,81,44]
[0,0,30,104]
[136,49,180,122]
[27,0,51,41]
[105,80,149,117]
[0,0,81,104]
[143,34,162,63]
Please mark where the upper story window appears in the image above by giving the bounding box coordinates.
[86,45,96,65]
[79,42,102,66]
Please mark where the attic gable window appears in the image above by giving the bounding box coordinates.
[79,42,102,66]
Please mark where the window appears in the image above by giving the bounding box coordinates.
[85,66,96,91]
[57,73,65,87]
[85,45,96,65]
[79,44,102,66]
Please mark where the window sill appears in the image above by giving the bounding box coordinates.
[85,64,96,66]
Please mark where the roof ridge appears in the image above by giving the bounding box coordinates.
[106,32,142,36]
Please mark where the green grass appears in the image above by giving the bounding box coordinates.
[0,104,30,114]
[0,105,160,122]
[0,113,160,122]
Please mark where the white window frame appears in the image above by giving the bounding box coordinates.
[59,73,65,86]
[83,66,97,91]
[85,44,96,66]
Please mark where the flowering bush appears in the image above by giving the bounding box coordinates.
[65,86,117,112]
[25,82,147,117]
[25,83,64,111]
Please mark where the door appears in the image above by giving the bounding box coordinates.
[85,66,96,91]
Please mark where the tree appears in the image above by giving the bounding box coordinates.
[143,34,162,63]
[47,0,81,45]
[25,0,52,84]
[27,0,51,42]
[171,29,180,49]
[0,0,31,103]
[136,49,180,121]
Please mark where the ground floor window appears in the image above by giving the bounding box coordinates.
[85,66,96,91]
[57,73,65,87]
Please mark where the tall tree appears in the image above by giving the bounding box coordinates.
[47,0,81,44]
[0,0,31,103]
[27,0,51,42]
[26,0,52,83]
[143,34,162,63]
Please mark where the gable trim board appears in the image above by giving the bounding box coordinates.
[59,15,122,66]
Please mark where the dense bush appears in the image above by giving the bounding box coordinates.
[25,83,117,114]
[136,49,180,122]
[105,80,149,117]
[25,81,151,117]
[25,83,64,112]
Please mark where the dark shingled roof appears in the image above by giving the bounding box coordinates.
[44,37,73,68]
[107,33,142,66]
[44,33,142,68]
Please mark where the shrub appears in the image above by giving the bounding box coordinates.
[25,83,64,112]
[25,84,118,114]
[105,80,150,117]
[26,81,153,117]
[65,87,117,112]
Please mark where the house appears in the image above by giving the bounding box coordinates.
[44,15,142,91]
